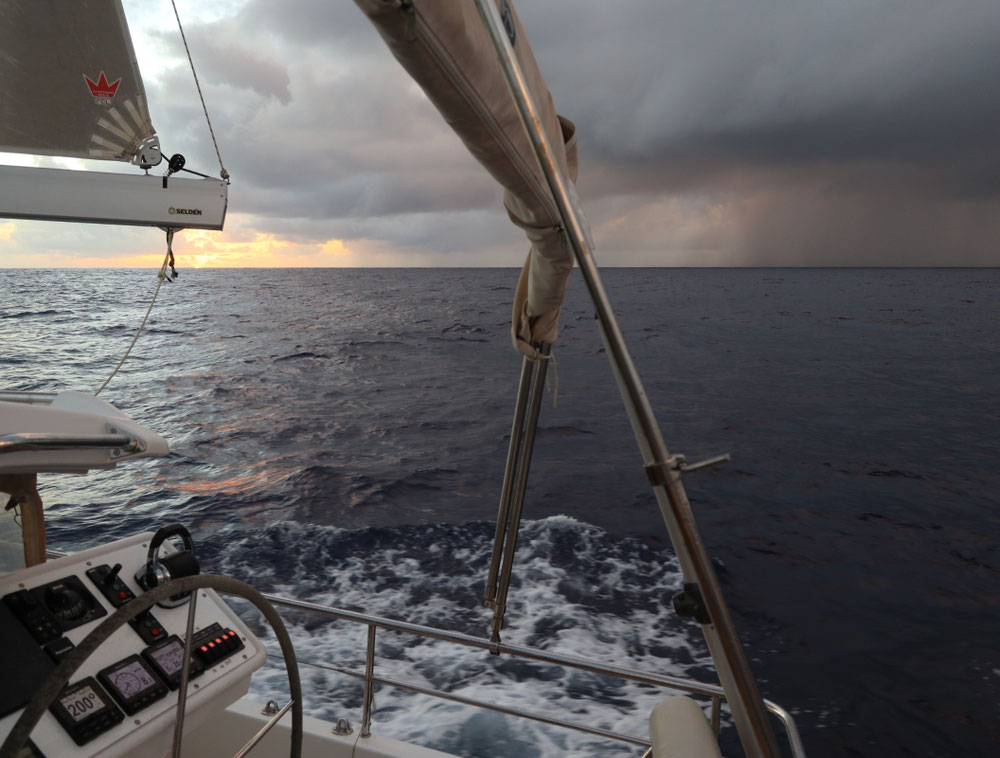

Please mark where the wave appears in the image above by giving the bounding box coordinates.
[11,267,1000,757]
[539,425,594,437]
[274,352,332,361]
[6,309,66,318]
[201,517,702,758]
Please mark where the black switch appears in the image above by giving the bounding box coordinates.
[44,636,76,663]
[101,563,123,587]
[129,610,167,644]
[3,588,61,644]
[86,564,137,609]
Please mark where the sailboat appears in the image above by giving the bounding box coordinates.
[0,2,804,757]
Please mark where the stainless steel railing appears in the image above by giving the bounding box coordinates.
[38,544,803,754]
[0,391,57,405]
[0,432,142,456]
[261,592,806,757]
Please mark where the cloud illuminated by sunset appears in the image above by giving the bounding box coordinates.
[1,1,998,267]
[178,226,352,268]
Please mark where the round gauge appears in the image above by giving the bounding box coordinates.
[98,656,166,715]
[109,671,142,696]
[44,582,88,621]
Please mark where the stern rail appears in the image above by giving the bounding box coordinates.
[260,593,806,757]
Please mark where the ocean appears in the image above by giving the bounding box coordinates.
[1,266,997,757]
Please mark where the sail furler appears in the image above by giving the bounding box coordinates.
[0,0,156,164]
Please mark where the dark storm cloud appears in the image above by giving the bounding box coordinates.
[147,0,1000,264]
[518,2,1000,169]
[513,1,1000,264]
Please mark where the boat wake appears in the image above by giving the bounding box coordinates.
[202,516,711,757]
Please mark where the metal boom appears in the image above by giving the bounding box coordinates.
[0,164,227,230]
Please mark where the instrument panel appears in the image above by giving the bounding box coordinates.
[0,532,266,757]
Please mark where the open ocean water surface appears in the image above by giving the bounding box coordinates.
[0,266,997,757]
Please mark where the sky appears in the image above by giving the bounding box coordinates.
[1,0,999,268]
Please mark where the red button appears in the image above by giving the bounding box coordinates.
[119,591,128,599]
[151,628,160,636]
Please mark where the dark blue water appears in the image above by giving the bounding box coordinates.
[1,267,997,756]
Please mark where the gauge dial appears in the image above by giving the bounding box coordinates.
[109,670,143,696]
[100,657,162,713]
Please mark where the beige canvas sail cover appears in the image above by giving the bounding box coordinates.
[0,0,155,162]
[355,0,584,359]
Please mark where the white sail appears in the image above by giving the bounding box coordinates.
[355,0,584,358]
[0,0,228,230]
[0,0,157,164]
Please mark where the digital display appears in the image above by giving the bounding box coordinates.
[106,660,158,698]
[149,639,185,676]
[58,684,105,724]
[142,634,204,689]
[49,677,124,745]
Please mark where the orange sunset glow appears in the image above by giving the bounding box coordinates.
[0,216,369,268]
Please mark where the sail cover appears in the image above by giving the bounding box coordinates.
[355,0,584,359]
[0,0,156,163]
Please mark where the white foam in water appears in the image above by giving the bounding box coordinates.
[209,516,715,757]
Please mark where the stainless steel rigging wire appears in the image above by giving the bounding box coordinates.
[169,0,230,182]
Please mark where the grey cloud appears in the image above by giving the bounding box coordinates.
[141,0,1000,265]
[514,1,1000,265]
[519,2,1000,167]
[155,25,292,104]
[147,2,499,229]
[256,208,518,255]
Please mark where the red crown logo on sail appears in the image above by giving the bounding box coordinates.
[84,72,121,100]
